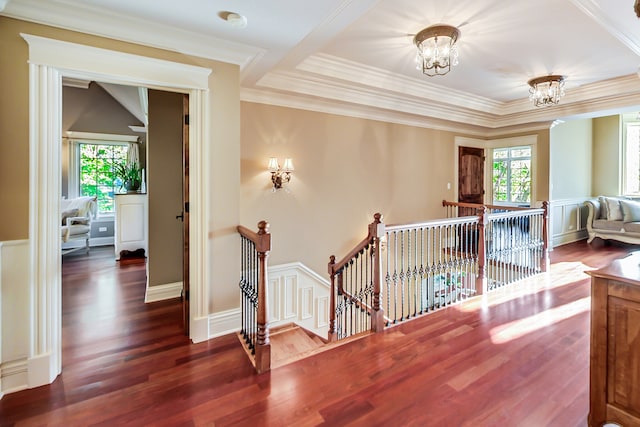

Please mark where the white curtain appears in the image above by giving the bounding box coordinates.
[127,142,139,167]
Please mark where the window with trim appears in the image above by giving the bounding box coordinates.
[624,121,640,195]
[492,146,532,205]
[77,143,128,214]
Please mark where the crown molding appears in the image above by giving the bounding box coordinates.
[241,87,552,138]
[2,0,263,69]
[297,54,505,115]
[257,70,502,127]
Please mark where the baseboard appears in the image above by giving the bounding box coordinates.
[552,230,588,247]
[61,236,114,249]
[1,358,28,397]
[208,308,241,339]
[144,281,183,303]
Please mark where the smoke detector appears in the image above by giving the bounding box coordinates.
[226,12,247,29]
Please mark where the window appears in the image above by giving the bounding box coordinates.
[624,122,640,195]
[492,146,531,205]
[78,143,128,214]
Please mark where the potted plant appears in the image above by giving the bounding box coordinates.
[115,162,142,193]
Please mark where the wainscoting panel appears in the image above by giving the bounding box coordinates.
[268,277,281,323]
[283,275,297,320]
[267,263,330,339]
[300,287,313,320]
[550,198,590,247]
[317,296,329,329]
[0,240,30,397]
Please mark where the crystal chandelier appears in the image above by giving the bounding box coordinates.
[528,75,566,107]
[414,24,460,76]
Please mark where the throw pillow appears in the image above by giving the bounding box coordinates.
[606,198,623,221]
[620,199,640,222]
[61,208,79,226]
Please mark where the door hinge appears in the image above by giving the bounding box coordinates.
[184,290,190,301]
[184,114,189,125]
[185,202,189,213]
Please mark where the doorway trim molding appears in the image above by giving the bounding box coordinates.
[454,135,538,206]
[22,33,212,388]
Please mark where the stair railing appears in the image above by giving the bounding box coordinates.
[383,215,482,324]
[237,220,271,373]
[328,202,549,340]
[328,213,385,341]
[443,200,550,289]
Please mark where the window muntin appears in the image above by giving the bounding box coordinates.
[78,143,128,214]
[492,146,531,205]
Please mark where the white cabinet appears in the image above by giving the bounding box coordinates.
[114,193,148,260]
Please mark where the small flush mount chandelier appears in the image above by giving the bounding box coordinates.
[414,24,461,76]
[528,75,566,107]
[268,157,294,190]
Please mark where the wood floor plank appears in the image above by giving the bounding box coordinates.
[1,241,637,426]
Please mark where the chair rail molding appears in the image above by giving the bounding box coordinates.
[21,33,212,393]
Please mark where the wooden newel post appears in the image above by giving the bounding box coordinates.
[327,255,338,342]
[255,220,271,374]
[476,207,487,295]
[369,213,385,332]
[541,201,550,273]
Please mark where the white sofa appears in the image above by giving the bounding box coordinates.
[585,196,640,245]
[61,196,97,254]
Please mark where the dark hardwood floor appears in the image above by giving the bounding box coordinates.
[0,241,636,426]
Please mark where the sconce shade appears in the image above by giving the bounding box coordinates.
[282,158,294,172]
[268,157,279,172]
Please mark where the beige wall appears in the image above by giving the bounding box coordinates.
[241,102,484,275]
[0,17,241,312]
[550,119,593,199]
[593,115,621,196]
[147,89,184,287]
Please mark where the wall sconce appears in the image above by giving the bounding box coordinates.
[268,157,294,190]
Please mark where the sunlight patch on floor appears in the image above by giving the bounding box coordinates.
[489,296,590,344]
[456,261,593,313]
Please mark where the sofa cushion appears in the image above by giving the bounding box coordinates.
[597,196,607,219]
[605,197,624,221]
[620,199,640,222]
[593,219,625,232]
[623,222,640,233]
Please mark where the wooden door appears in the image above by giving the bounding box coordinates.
[182,94,190,335]
[458,146,484,216]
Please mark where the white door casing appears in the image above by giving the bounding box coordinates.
[22,33,212,388]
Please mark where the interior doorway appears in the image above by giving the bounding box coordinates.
[24,34,211,388]
[60,83,191,369]
[458,146,485,215]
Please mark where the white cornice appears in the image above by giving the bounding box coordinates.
[297,54,505,115]
[258,70,500,128]
[3,0,263,69]
[241,87,551,138]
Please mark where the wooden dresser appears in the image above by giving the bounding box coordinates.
[587,252,640,427]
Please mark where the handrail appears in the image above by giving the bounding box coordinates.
[386,215,479,232]
[328,213,385,341]
[328,202,550,340]
[237,220,271,374]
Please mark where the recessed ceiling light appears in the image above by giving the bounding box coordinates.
[226,12,247,29]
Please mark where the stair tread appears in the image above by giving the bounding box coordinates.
[270,327,371,369]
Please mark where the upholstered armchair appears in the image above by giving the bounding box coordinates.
[61,196,97,255]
